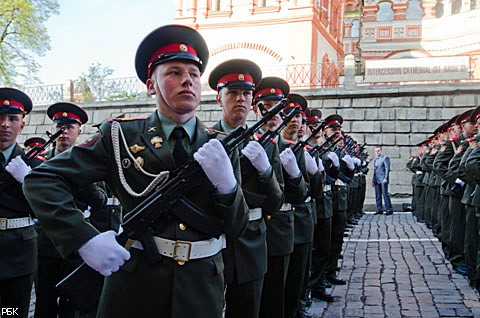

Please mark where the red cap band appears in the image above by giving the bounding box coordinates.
[217,73,254,88]
[53,112,82,124]
[254,88,284,99]
[308,115,321,122]
[287,101,302,108]
[325,120,341,127]
[0,99,25,113]
[147,43,198,78]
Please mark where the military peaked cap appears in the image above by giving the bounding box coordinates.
[24,137,46,149]
[135,24,209,83]
[0,87,33,115]
[323,114,343,129]
[208,59,262,91]
[471,105,480,123]
[306,108,322,125]
[455,109,475,125]
[47,102,88,125]
[253,77,290,102]
[286,94,307,112]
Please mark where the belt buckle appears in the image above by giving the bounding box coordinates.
[173,240,192,262]
[0,218,7,230]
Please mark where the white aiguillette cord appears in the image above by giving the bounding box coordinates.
[111,121,169,197]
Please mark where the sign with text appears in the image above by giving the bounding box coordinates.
[364,56,470,82]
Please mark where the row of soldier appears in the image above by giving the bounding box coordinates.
[407,107,480,295]
[0,24,369,318]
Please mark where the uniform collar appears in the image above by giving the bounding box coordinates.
[0,143,16,163]
[157,110,196,142]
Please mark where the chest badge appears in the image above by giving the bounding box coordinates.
[134,156,145,170]
[151,136,163,149]
[129,144,145,154]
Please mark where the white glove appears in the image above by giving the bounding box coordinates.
[280,148,301,178]
[455,178,465,187]
[241,141,270,174]
[5,155,31,183]
[354,157,361,166]
[318,158,325,172]
[342,154,355,170]
[304,151,318,175]
[78,230,130,276]
[194,139,236,194]
[327,152,340,167]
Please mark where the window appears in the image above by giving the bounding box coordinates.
[351,19,360,37]
[377,2,393,21]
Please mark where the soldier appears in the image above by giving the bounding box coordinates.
[304,109,336,303]
[323,114,354,286]
[445,110,476,275]
[0,87,43,318]
[23,25,249,318]
[208,59,283,318]
[24,137,46,152]
[253,78,306,318]
[280,94,320,318]
[433,114,461,262]
[34,102,114,318]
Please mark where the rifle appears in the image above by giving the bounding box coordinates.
[291,121,325,154]
[56,98,289,312]
[0,127,65,196]
[308,132,341,157]
[24,127,65,162]
[257,105,301,147]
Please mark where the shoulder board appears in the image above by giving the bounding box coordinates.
[253,133,276,144]
[205,127,228,135]
[449,136,459,142]
[33,155,46,162]
[108,117,146,123]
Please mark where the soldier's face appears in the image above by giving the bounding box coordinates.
[147,62,202,122]
[324,127,341,139]
[297,122,306,138]
[284,112,302,135]
[463,122,477,136]
[0,113,25,151]
[55,123,81,152]
[217,87,253,126]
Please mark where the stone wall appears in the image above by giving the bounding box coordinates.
[21,82,480,198]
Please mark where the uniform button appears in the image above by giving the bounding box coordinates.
[177,260,186,266]
[266,215,272,221]
[292,207,296,212]
[179,223,187,231]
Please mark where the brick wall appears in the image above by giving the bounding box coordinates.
[21,82,480,198]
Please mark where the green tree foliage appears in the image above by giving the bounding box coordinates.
[74,62,114,102]
[0,0,59,85]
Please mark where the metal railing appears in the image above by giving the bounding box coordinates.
[23,59,479,105]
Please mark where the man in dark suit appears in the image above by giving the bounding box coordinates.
[24,25,248,318]
[372,146,393,215]
[0,87,43,318]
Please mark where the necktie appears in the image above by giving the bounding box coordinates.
[171,127,189,166]
[0,152,5,170]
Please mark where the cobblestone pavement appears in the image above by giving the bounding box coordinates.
[29,212,480,317]
[308,212,480,318]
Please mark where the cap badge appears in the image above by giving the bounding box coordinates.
[62,112,68,117]
[122,158,132,169]
[134,156,144,170]
[179,44,188,52]
[238,74,245,81]
[289,103,294,107]
[270,89,276,94]
[129,144,145,154]
[151,136,163,149]
[3,100,9,106]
